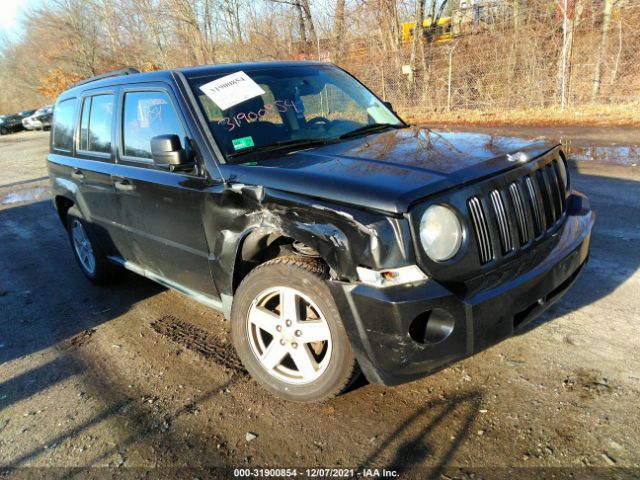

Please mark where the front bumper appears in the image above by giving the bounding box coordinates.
[330,192,594,386]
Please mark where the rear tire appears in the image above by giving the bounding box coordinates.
[66,207,121,284]
[231,256,360,402]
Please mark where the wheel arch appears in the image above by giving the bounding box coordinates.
[54,195,75,226]
[231,227,334,294]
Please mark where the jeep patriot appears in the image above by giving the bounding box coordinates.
[47,62,594,402]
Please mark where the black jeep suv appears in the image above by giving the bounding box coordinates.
[48,62,594,402]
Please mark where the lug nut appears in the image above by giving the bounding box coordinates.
[276,325,282,332]
[295,330,302,337]
[285,319,293,327]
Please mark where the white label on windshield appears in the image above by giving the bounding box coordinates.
[198,71,265,111]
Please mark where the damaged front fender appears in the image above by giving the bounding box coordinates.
[201,184,416,299]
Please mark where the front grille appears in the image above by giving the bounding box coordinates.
[468,158,567,265]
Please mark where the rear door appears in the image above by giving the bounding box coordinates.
[111,83,217,297]
[73,90,120,250]
[49,94,118,250]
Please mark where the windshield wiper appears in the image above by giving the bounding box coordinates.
[228,138,336,158]
[338,123,403,140]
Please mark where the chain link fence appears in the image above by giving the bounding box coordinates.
[338,2,640,121]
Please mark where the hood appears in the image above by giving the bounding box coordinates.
[222,127,557,214]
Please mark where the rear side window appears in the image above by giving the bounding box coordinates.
[122,91,184,159]
[79,94,114,154]
[52,98,77,151]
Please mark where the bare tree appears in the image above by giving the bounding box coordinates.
[332,0,346,60]
[301,0,318,46]
[26,0,101,76]
[592,0,614,100]
[409,0,427,75]
[512,0,520,30]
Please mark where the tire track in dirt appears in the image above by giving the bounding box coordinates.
[150,315,247,376]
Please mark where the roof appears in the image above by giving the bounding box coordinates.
[177,60,328,79]
[58,60,330,100]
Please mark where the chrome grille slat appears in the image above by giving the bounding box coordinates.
[490,190,514,253]
[525,175,545,235]
[537,169,557,225]
[468,196,494,264]
[552,160,567,215]
[546,163,563,220]
[508,182,530,245]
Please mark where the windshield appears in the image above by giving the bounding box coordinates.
[188,65,402,159]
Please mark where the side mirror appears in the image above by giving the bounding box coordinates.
[150,134,187,166]
[383,101,396,113]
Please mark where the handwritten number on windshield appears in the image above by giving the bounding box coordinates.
[219,100,300,132]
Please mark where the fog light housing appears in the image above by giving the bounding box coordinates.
[408,308,455,345]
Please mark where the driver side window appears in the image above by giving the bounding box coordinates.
[122,91,184,160]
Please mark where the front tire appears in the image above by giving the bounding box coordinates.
[231,256,360,402]
[66,207,120,284]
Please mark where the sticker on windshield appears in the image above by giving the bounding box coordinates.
[232,136,255,151]
[199,71,265,111]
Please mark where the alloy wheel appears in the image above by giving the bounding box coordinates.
[71,219,96,275]
[247,286,333,384]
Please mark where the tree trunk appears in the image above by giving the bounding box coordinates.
[301,0,318,46]
[422,0,448,73]
[381,0,400,60]
[332,0,346,61]
[409,0,427,75]
[295,1,308,45]
[592,0,614,100]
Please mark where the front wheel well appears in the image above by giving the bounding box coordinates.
[55,196,75,226]
[232,230,327,293]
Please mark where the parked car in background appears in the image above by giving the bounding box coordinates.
[22,105,53,131]
[19,109,36,130]
[19,109,36,120]
[0,113,26,135]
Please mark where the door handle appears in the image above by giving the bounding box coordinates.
[71,169,85,180]
[114,179,135,192]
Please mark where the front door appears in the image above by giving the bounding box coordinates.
[111,85,217,298]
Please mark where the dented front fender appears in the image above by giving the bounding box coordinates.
[202,184,416,298]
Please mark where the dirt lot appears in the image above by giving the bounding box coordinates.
[0,130,639,479]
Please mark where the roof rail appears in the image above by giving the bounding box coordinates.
[74,67,141,87]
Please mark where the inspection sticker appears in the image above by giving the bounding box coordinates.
[199,71,265,111]
[232,136,255,151]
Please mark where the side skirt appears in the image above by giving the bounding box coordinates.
[107,255,231,317]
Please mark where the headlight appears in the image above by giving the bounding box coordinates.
[420,205,463,262]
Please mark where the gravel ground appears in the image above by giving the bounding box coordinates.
[0,130,639,479]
